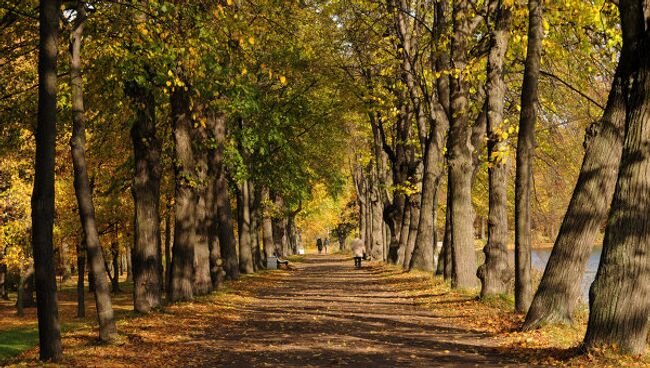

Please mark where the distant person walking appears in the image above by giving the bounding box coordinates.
[316,238,323,254]
[324,238,330,254]
[351,238,364,268]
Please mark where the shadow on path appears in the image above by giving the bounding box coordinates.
[178,255,530,367]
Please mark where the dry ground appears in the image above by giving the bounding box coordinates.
[2,254,648,367]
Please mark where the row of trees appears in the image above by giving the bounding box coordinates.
[2,0,649,361]
[343,0,648,356]
[2,0,349,361]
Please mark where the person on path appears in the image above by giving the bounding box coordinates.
[324,238,330,254]
[316,238,323,254]
[351,238,364,268]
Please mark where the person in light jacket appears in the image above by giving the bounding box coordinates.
[351,238,365,268]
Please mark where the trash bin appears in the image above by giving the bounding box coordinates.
[266,256,278,270]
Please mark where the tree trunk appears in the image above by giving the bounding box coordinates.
[583,5,650,353]
[403,192,421,269]
[32,0,63,360]
[441,192,453,280]
[110,228,120,293]
[262,189,275,259]
[523,28,630,331]
[164,202,172,292]
[478,1,513,298]
[447,0,478,289]
[210,114,239,280]
[514,0,543,313]
[169,88,195,302]
[238,180,254,274]
[370,175,385,261]
[128,75,162,312]
[17,265,35,316]
[0,263,7,300]
[410,137,441,271]
[69,4,117,342]
[17,264,36,316]
[192,125,212,296]
[60,241,71,283]
[249,183,264,270]
[395,200,411,265]
[204,113,225,289]
[76,241,85,318]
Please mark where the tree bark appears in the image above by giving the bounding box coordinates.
[238,180,254,274]
[128,76,162,312]
[31,0,63,360]
[60,241,71,282]
[69,3,117,341]
[447,0,478,289]
[164,201,172,291]
[110,227,120,293]
[524,44,628,330]
[395,199,411,265]
[210,114,239,280]
[403,191,421,269]
[478,0,513,298]
[514,0,543,313]
[583,2,650,353]
[169,88,195,302]
[192,125,212,296]
[441,191,453,280]
[262,188,275,260]
[250,183,264,269]
[410,137,441,271]
[370,171,385,261]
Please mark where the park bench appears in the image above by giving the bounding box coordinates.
[266,256,289,270]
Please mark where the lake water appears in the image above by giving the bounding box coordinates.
[529,247,602,302]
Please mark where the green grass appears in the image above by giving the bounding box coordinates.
[0,325,39,361]
[0,322,87,362]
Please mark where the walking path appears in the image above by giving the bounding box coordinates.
[187,255,523,367]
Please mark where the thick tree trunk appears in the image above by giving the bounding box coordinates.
[410,138,441,271]
[403,191,421,269]
[129,77,162,311]
[477,1,513,298]
[205,113,225,289]
[272,218,285,257]
[514,0,543,313]
[238,180,254,274]
[192,125,212,296]
[395,200,411,265]
[169,88,195,302]
[524,44,628,330]
[210,114,239,280]
[69,5,117,341]
[17,265,36,316]
[76,241,85,318]
[583,5,650,353]
[32,0,63,360]
[447,0,478,289]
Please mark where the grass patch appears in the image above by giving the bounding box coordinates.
[0,326,38,361]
